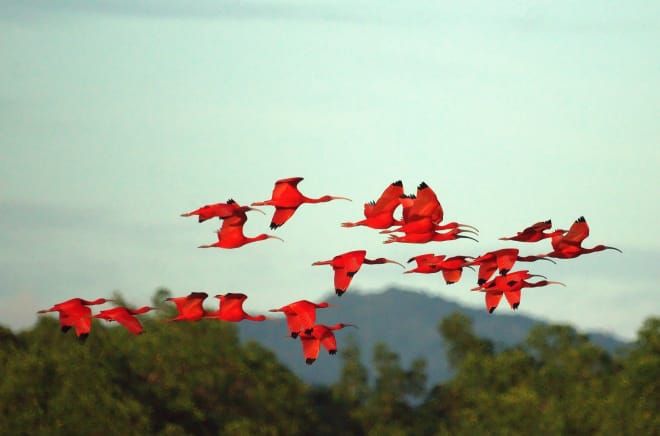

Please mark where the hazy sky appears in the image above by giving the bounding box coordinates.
[1,0,658,340]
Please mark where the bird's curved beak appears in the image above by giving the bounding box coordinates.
[387,259,405,268]
[247,207,266,215]
[529,274,548,280]
[457,235,479,243]
[332,196,352,201]
[606,246,623,253]
[546,280,566,287]
[460,228,479,236]
[459,223,479,232]
[268,235,284,242]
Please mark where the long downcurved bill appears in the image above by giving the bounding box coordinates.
[386,259,405,268]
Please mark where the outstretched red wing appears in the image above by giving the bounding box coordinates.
[271,207,298,228]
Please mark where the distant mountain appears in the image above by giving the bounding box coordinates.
[238,287,628,387]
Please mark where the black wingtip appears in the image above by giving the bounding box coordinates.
[488,307,495,314]
[500,269,509,275]
[418,181,428,189]
[305,358,316,365]
[513,303,519,310]
[392,180,403,186]
[270,222,281,230]
[291,332,299,339]
[335,289,345,297]
[61,325,71,333]
[478,279,486,285]
[78,333,89,344]
[329,350,337,355]
[577,216,586,223]
[227,198,235,204]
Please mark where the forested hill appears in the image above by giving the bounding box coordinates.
[238,287,628,386]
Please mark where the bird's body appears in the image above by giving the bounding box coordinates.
[341,180,404,229]
[198,215,283,249]
[94,306,154,335]
[206,293,268,322]
[164,292,208,322]
[499,220,564,242]
[312,249,404,296]
[298,323,356,364]
[269,300,333,337]
[37,297,112,343]
[541,216,621,259]
[466,248,555,285]
[405,254,475,284]
[472,270,565,312]
[251,177,351,229]
[181,199,263,223]
[383,228,478,244]
[392,182,478,233]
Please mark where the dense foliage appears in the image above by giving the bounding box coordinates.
[1,290,657,435]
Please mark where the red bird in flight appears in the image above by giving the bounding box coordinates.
[298,323,357,365]
[37,297,113,343]
[94,306,155,335]
[472,270,565,313]
[269,300,334,338]
[499,220,566,243]
[393,182,478,233]
[205,293,269,322]
[383,227,478,244]
[341,180,404,229]
[404,253,475,284]
[164,292,208,322]
[539,216,622,259]
[466,248,556,285]
[198,212,283,249]
[251,177,351,229]
[312,249,404,296]
[181,199,264,223]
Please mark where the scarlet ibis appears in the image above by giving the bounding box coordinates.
[206,293,269,322]
[405,254,475,284]
[251,177,351,229]
[94,306,155,335]
[540,216,622,259]
[181,199,264,223]
[37,297,113,343]
[312,249,404,296]
[498,220,561,242]
[472,270,565,312]
[164,292,208,322]
[395,182,478,232]
[198,216,283,249]
[383,228,478,244]
[341,180,404,229]
[298,323,357,365]
[269,300,334,338]
[466,248,556,285]
[380,216,479,235]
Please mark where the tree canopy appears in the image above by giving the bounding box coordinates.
[1,289,657,435]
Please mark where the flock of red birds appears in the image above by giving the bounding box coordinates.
[37,177,621,365]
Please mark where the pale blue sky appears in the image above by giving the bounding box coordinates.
[1,0,658,340]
